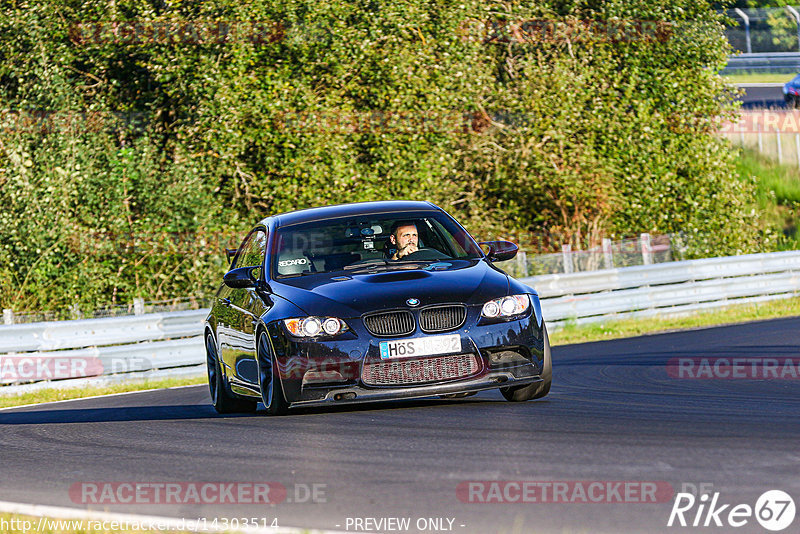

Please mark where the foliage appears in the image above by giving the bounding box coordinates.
[0,0,762,312]
[734,147,800,250]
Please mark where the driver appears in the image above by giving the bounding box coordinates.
[388,221,419,260]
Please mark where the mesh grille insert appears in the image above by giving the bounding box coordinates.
[362,353,480,386]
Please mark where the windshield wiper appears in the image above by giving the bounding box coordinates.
[276,271,319,278]
[344,260,443,274]
[344,259,391,270]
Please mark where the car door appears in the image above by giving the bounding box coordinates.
[219,227,268,392]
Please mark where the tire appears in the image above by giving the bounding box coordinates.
[257,332,289,416]
[501,325,552,402]
[206,333,258,414]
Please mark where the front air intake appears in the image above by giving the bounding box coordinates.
[362,353,480,386]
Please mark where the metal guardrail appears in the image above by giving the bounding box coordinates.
[0,310,207,387]
[0,309,207,352]
[0,250,798,389]
[521,250,800,328]
[724,52,800,73]
[724,6,800,56]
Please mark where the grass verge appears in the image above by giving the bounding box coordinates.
[549,295,800,346]
[734,147,800,251]
[0,375,206,409]
[722,72,791,84]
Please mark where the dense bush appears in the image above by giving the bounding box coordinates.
[0,0,761,312]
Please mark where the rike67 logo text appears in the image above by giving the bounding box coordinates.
[668,490,796,531]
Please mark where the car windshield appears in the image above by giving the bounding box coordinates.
[272,211,483,277]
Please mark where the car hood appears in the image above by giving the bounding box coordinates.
[271,259,510,317]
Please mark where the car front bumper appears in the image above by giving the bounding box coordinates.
[266,306,546,408]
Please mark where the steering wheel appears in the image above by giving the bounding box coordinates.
[401,247,449,261]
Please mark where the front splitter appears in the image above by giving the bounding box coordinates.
[288,371,543,408]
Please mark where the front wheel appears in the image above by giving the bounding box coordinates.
[258,332,289,416]
[501,325,552,402]
[206,334,257,414]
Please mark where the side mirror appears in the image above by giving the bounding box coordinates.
[223,266,261,289]
[479,240,519,262]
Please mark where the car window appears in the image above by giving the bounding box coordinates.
[232,228,267,270]
[273,212,482,277]
[427,218,472,257]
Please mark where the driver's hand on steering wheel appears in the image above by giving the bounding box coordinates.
[395,243,418,259]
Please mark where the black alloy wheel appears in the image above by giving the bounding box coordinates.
[206,333,257,414]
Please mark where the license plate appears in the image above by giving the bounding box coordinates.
[379,334,461,360]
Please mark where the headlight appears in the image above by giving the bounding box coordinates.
[283,317,348,337]
[481,294,530,319]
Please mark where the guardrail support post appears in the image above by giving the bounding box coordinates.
[787,6,800,53]
[734,8,752,54]
[758,124,763,154]
[562,244,573,274]
[795,134,799,168]
[776,128,783,164]
[134,298,145,316]
[3,309,13,325]
[602,238,613,269]
[641,233,653,265]
[70,303,82,320]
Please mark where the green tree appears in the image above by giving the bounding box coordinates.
[0,0,762,313]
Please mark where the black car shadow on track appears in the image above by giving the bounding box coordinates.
[0,404,226,425]
[0,393,524,425]
[284,394,510,417]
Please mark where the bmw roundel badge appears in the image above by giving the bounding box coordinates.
[406,298,420,307]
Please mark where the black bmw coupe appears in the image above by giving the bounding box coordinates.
[205,201,551,414]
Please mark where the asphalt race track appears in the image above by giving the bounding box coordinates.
[738,84,787,109]
[1,317,799,533]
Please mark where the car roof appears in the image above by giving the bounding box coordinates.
[265,200,442,228]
